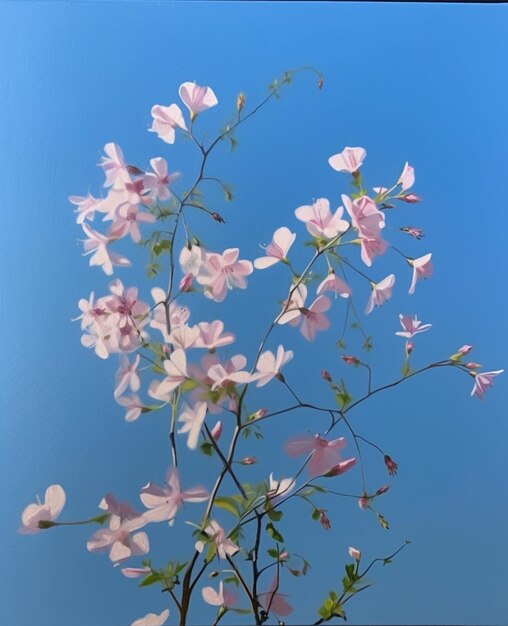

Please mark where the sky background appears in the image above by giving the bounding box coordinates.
[1,2,507,625]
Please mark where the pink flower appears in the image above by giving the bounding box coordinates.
[458,345,473,355]
[142,157,179,201]
[359,235,388,267]
[316,271,351,298]
[69,193,104,224]
[324,457,356,477]
[395,314,432,338]
[74,291,109,330]
[19,485,66,534]
[328,146,366,174]
[195,520,239,559]
[140,466,208,523]
[252,345,294,387]
[179,273,194,292]
[207,354,253,390]
[107,203,156,244]
[114,354,141,398]
[295,198,349,240]
[259,576,293,617]
[299,295,332,341]
[365,274,396,314]
[384,455,398,476]
[87,515,149,562]
[278,284,307,326]
[179,82,218,117]
[201,581,237,608]
[116,394,145,422]
[177,402,207,450]
[130,609,170,626]
[179,245,203,275]
[197,248,253,302]
[398,162,415,191]
[168,323,200,350]
[254,226,296,269]
[194,320,235,350]
[98,493,141,521]
[341,194,385,239]
[348,547,361,560]
[150,103,187,144]
[285,434,346,477]
[150,287,190,343]
[470,370,504,400]
[408,253,433,295]
[81,223,131,276]
[99,143,131,188]
[155,349,189,397]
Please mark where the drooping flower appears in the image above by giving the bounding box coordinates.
[69,193,104,224]
[211,420,222,442]
[150,103,187,144]
[328,146,366,174]
[140,466,208,523]
[114,354,141,398]
[251,345,294,387]
[259,576,293,617]
[408,253,433,295]
[324,458,356,477]
[470,370,504,400]
[254,227,296,269]
[285,434,347,478]
[177,401,208,450]
[87,515,149,563]
[197,248,253,303]
[179,82,218,117]
[295,198,349,241]
[201,581,237,608]
[365,274,396,314]
[316,271,351,298]
[395,314,432,339]
[359,235,388,267]
[116,394,145,422]
[195,520,239,559]
[130,609,170,626]
[19,485,66,534]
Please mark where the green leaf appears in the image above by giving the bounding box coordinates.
[214,496,242,518]
[200,441,214,457]
[265,522,284,543]
[139,572,162,587]
[266,508,283,522]
[146,262,160,278]
[267,548,279,559]
[311,508,321,521]
[224,575,240,587]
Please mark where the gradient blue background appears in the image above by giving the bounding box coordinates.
[1,2,507,625]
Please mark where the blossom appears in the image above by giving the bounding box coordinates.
[142,157,179,201]
[99,143,131,188]
[398,162,415,190]
[140,466,208,523]
[348,547,361,560]
[193,320,235,350]
[251,345,294,387]
[168,323,200,350]
[73,291,109,330]
[259,576,293,617]
[384,455,398,476]
[324,458,356,477]
[328,146,366,174]
[87,515,149,562]
[316,271,351,298]
[285,434,347,478]
[150,103,187,144]
[295,198,349,240]
[211,420,222,441]
[104,280,150,353]
[116,394,145,422]
[179,245,203,275]
[177,402,207,449]
[195,520,239,559]
[458,345,473,356]
[254,226,296,269]
[278,284,307,325]
[300,295,332,341]
[179,82,218,116]
[69,193,104,224]
[395,314,432,339]
[156,349,189,397]
[201,581,237,608]
[150,287,190,343]
[365,274,396,314]
[130,609,170,626]
[197,248,253,302]
[207,354,253,390]
[470,370,504,400]
[98,493,141,521]
[266,473,295,504]
[341,194,385,239]
[81,223,131,276]
[408,253,433,295]
[114,354,141,398]
[19,485,66,534]
[107,203,156,244]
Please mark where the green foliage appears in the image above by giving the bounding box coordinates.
[317,591,347,621]
[265,522,284,543]
[334,379,353,409]
[214,496,243,518]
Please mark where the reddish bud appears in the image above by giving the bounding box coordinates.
[458,344,473,355]
[211,212,225,224]
[342,355,360,366]
[400,226,425,240]
[321,370,332,382]
[325,457,356,477]
[405,341,414,356]
[318,509,331,529]
[279,550,289,561]
[358,493,371,510]
[211,420,222,442]
[376,484,390,496]
[399,193,422,203]
[466,362,481,370]
[384,455,398,476]
[179,272,194,292]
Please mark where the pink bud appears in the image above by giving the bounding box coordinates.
[239,456,257,465]
[458,345,473,355]
[342,355,360,365]
[321,370,332,382]
[348,547,361,560]
[251,408,267,421]
[400,226,425,240]
[325,457,356,477]
[384,455,398,476]
[399,194,422,203]
[279,551,290,561]
[405,341,414,355]
[211,420,222,442]
[318,509,331,529]
[376,484,390,496]
[358,493,371,510]
[179,272,194,292]
[466,362,481,370]
[211,212,225,224]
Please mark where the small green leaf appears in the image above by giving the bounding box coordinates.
[139,572,162,587]
[265,522,284,543]
[266,508,283,522]
[214,496,242,518]
[200,441,214,457]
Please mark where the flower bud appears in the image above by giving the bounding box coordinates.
[318,509,331,529]
[399,193,422,203]
[384,454,398,476]
[179,272,194,292]
[458,344,473,355]
[400,226,425,240]
[405,341,414,356]
[251,408,267,421]
[321,370,332,382]
[348,546,361,560]
[211,212,225,224]
[317,77,324,90]
[376,484,390,496]
[325,457,356,477]
[239,456,257,465]
[358,493,371,510]
[236,92,246,113]
[342,355,360,366]
[211,420,222,442]
[279,551,289,561]
[466,362,481,370]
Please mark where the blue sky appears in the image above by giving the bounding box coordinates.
[1,2,507,625]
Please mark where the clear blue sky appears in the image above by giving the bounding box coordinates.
[1,2,507,625]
